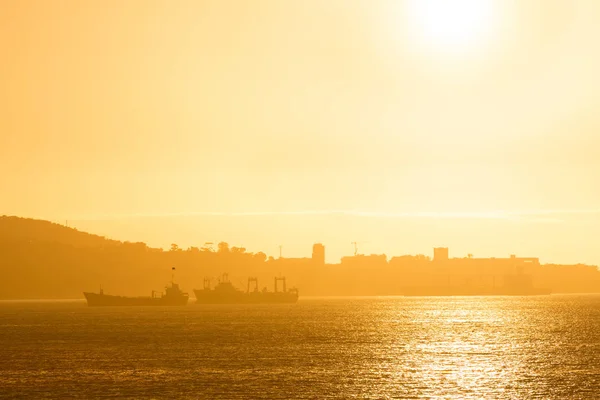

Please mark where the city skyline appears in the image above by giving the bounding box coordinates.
[2,215,598,300]
[12,212,600,267]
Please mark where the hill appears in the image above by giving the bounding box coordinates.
[0,216,122,248]
[0,216,268,299]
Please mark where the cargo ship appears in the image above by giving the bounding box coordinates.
[194,273,299,304]
[83,275,189,306]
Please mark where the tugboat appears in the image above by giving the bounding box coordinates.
[194,273,299,304]
[83,268,189,306]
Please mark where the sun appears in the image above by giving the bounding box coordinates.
[405,0,497,56]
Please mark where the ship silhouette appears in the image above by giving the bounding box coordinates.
[194,273,299,304]
[83,268,189,306]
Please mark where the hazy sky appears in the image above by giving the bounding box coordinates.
[2,1,600,263]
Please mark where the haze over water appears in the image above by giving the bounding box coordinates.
[2,296,599,399]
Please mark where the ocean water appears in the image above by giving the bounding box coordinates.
[1,296,599,399]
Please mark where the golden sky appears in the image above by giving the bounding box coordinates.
[2,0,600,263]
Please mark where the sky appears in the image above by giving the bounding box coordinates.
[2,0,600,264]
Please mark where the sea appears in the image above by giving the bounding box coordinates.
[1,295,599,399]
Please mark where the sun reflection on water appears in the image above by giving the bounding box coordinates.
[1,296,600,399]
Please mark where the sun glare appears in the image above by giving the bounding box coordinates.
[405,0,497,56]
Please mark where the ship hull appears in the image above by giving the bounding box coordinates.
[83,292,188,306]
[194,290,298,304]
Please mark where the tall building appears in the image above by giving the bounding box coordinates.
[433,247,449,262]
[312,243,325,266]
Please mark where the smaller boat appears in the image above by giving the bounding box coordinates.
[83,268,189,306]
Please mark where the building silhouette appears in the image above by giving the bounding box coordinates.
[312,243,325,266]
[433,247,449,262]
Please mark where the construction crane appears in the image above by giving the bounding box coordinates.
[350,241,369,256]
